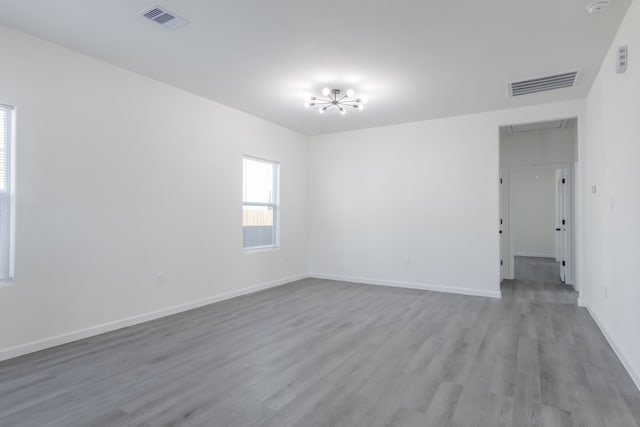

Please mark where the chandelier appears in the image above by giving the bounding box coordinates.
[304,88,368,114]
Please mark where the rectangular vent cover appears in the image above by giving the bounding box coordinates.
[138,5,187,30]
[509,71,579,97]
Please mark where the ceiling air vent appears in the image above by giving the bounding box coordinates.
[137,5,188,30]
[509,71,579,97]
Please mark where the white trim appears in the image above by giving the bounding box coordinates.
[584,305,640,392]
[242,155,280,251]
[243,245,280,254]
[8,105,16,281]
[0,274,306,362]
[513,252,556,258]
[0,105,14,280]
[502,273,515,280]
[308,273,502,299]
[577,298,587,307]
[506,163,574,285]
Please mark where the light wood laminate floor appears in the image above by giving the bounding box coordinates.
[514,256,563,283]
[1,268,639,426]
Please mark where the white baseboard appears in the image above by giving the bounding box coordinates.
[0,274,307,363]
[502,273,515,280]
[577,298,587,307]
[584,304,640,392]
[308,273,502,299]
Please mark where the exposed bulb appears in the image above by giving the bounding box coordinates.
[319,106,327,114]
[339,106,346,115]
[359,97,369,104]
[357,103,364,110]
[322,88,331,96]
[304,95,317,107]
[346,89,355,97]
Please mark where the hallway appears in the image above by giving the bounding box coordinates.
[501,256,577,304]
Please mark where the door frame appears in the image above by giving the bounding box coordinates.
[505,163,574,285]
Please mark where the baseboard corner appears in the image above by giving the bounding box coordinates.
[308,273,502,299]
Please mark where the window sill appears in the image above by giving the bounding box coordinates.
[243,245,280,254]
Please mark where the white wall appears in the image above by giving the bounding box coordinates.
[308,100,584,298]
[582,0,640,389]
[500,125,577,166]
[511,168,556,257]
[0,20,597,364]
[499,124,577,279]
[0,25,309,360]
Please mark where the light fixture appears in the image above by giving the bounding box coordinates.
[304,89,367,115]
[586,0,609,14]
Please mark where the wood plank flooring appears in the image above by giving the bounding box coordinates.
[1,264,639,426]
[513,256,564,283]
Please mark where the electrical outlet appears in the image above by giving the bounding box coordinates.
[591,185,597,194]
[156,274,165,286]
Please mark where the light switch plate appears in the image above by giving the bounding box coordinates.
[617,46,628,74]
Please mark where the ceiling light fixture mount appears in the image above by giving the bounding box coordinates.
[586,0,609,14]
[304,88,368,115]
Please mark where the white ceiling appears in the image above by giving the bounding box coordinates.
[0,0,631,135]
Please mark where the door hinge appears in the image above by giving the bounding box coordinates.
[501,260,503,266]
[562,178,566,184]
[500,218,503,225]
[562,219,566,225]
[500,178,503,184]
[562,261,566,266]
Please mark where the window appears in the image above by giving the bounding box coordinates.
[0,104,13,281]
[243,156,279,250]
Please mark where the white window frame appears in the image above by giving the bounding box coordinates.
[242,155,280,252]
[0,104,15,285]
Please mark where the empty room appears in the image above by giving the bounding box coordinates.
[0,0,639,426]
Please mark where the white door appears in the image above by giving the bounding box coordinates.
[499,177,504,280]
[554,170,562,262]
[555,169,568,283]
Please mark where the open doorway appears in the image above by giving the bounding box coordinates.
[499,118,577,289]
[509,166,570,283]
